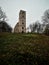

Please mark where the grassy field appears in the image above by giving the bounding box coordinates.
[0,33,49,65]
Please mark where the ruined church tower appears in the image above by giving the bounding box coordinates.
[14,10,26,33]
[19,10,26,33]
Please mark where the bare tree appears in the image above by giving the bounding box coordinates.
[0,7,7,21]
[41,9,49,33]
[42,9,49,24]
[29,24,33,32]
[29,20,42,33]
[44,23,49,35]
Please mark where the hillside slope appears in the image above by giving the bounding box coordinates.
[0,33,49,65]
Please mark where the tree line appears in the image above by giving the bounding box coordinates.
[27,9,49,35]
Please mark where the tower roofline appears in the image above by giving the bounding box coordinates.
[20,10,26,12]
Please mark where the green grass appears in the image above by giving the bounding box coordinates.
[0,33,49,65]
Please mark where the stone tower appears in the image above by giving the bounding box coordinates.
[14,10,26,33]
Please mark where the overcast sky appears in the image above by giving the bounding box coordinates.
[0,0,49,28]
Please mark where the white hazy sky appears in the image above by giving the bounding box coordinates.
[0,0,49,28]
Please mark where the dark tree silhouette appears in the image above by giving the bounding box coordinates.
[0,21,12,32]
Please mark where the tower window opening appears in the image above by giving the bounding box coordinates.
[22,27,24,29]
